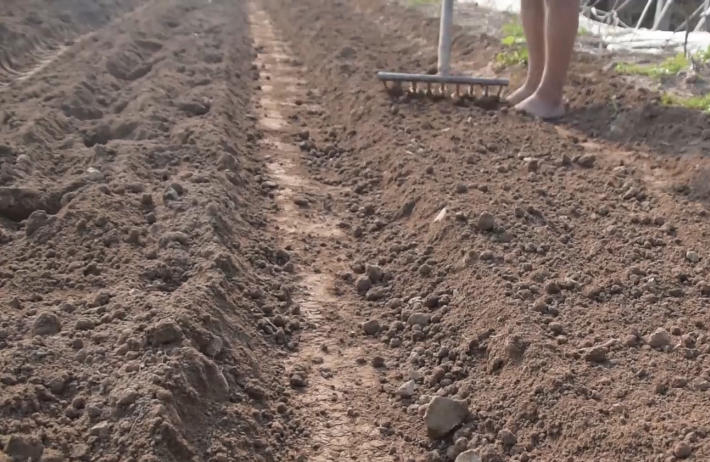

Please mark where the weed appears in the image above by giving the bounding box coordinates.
[496,47,529,67]
[496,19,527,67]
[615,46,710,78]
[661,92,710,112]
[615,53,690,77]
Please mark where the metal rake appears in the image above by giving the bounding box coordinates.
[376,0,509,99]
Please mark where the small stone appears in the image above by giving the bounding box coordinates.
[498,428,517,447]
[25,210,50,237]
[455,450,481,462]
[205,336,223,357]
[39,449,65,462]
[366,264,384,283]
[526,159,539,172]
[408,313,430,326]
[290,374,306,388]
[623,334,638,347]
[4,434,44,462]
[149,319,183,345]
[156,389,174,402]
[70,444,89,460]
[159,231,189,247]
[117,388,139,405]
[362,319,380,336]
[365,287,389,301]
[355,276,372,294]
[163,188,180,201]
[673,441,692,459]
[477,212,495,232]
[75,319,95,331]
[694,378,710,391]
[544,281,561,294]
[372,356,385,368]
[293,197,309,208]
[89,421,111,439]
[583,346,607,363]
[424,396,469,438]
[32,312,62,336]
[396,380,415,398]
[647,328,671,349]
[141,193,154,207]
[531,299,548,314]
[86,167,103,181]
[577,154,596,168]
[686,251,700,263]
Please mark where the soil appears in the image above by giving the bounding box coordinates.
[2,0,710,461]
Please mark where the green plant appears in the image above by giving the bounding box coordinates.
[615,53,689,77]
[496,19,528,67]
[692,45,710,63]
[662,92,710,112]
[501,21,524,39]
[496,47,529,67]
[615,46,710,78]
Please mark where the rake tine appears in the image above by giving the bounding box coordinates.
[456,84,460,97]
[484,85,489,97]
[497,85,503,98]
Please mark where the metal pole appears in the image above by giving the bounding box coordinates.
[653,0,674,30]
[674,3,703,32]
[635,0,655,28]
[437,0,454,76]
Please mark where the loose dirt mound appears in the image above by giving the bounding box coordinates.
[4,0,710,460]
[0,0,299,461]
[258,0,710,460]
[0,0,142,79]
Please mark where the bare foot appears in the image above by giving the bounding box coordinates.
[506,85,536,106]
[514,93,565,120]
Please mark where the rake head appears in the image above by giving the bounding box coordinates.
[376,71,510,103]
[377,0,510,106]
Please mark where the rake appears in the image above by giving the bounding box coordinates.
[376,0,509,99]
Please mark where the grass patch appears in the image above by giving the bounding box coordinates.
[615,46,710,78]
[661,92,710,112]
[496,19,527,67]
[615,53,690,77]
[495,20,589,67]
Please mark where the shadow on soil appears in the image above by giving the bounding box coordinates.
[565,101,710,208]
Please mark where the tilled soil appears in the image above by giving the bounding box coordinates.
[1,0,295,461]
[2,0,710,461]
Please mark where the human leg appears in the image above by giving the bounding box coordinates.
[515,0,580,118]
[506,0,546,105]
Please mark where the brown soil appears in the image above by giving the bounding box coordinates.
[2,0,710,461]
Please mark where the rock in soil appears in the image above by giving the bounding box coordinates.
[455,451,482,462]
[424,397,469,438]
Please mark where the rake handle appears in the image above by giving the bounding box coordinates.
[437,0,454,77]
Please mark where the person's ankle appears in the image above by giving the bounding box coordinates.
[521,79,542,93]
[532,87,563,106]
